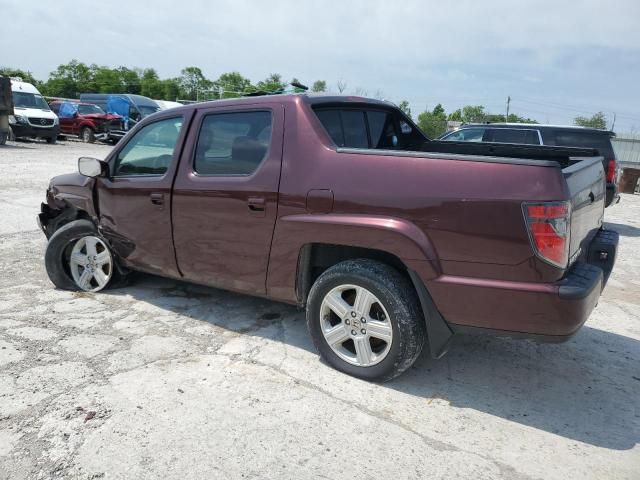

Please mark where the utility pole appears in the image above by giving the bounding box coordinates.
[611,112,616,131]
[505,96,511,122]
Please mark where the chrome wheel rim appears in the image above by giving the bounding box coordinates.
[320,284,393,367]
[82,129,91,142]
[68,236,113,292]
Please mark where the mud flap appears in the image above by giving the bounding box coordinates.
[408,270,454,358]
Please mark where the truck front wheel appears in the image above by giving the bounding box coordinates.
[306,259,426,382]
[80,127,95,143]
[45,219,121,292]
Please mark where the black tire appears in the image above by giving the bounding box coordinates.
[80,127,95,143]
[46,136,56,144]
[306,259,426,382]
[44,219,123,291]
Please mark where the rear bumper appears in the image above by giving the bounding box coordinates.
[605,182,619,207]
[428,228,619,340]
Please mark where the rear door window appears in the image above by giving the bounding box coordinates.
[443,128,485,142]
[194,110,272,175]
[486,128,540,145]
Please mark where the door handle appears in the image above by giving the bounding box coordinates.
[150,193,165,206]
[588,192,595,203]
[247,197,266,216]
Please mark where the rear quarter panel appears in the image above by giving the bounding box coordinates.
[267,98,569,303]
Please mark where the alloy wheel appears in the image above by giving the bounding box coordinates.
[319,284,393,367]
[68,236,113,292]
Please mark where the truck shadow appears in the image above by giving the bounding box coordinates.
[605,221,640,237]
[106,273,639,451]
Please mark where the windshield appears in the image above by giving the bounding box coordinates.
[78,104,105,115]
[138,105,161,117]
[13,92,51,110]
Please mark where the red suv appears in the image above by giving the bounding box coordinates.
[49,101,125,143]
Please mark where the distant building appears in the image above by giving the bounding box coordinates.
[612,134,640,166]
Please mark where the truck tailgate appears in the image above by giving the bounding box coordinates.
[563,156,606,263]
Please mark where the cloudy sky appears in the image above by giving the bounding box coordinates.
[2,0,639,131]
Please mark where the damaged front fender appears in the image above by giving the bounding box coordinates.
[38,173,97,238]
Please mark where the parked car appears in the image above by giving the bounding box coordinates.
[9,78,59,143]
[79,94,160,129]
[440,123,620,207]
[37,94,618,381]
[49,100,125,143]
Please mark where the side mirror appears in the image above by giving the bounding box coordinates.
[78,157,108,177]
[73,112,79,118]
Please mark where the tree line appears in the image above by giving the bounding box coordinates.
[0,61,327,102]
[1,60,609,136]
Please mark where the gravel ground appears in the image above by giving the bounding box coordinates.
[0,139,638,480]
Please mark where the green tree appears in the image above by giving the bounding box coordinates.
[161,79,180,101]
[311,80,327,92]
[0,67,39,86]
[448,109,463,122]
[41,60,94,97]
[461,105,486,123]
[507,113,537,123]
[117,67,141,94]
[417,103,448,138]
[574,112,607,129]
[256,73,285,94]
[397,100,412,119]
[178,66,212,100]
[213,71,252,98]
[140,68,166,99]
[91,65,123,93]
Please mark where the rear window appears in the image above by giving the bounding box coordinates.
[341,110,368,148]
[314,107,419,149]
[546,131,614,158]
[442,128,485,142]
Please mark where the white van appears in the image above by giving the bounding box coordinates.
[9,79,59,143]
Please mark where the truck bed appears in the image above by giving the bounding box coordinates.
[423,140,598,168]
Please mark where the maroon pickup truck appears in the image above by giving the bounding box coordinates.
[38,94,618,381]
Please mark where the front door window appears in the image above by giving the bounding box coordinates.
[114,117,183,176]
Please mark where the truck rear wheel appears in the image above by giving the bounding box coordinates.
[306,259,426,382]
[45,219,121,292]
[80,127,95,143]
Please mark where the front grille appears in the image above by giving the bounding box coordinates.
[28,117,54,127]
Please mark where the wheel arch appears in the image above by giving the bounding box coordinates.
[40,196,96,239]
[294,242,453,359]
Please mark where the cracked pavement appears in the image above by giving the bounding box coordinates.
[0,139,639,479]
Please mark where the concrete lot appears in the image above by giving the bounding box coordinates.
[0,139,638,480]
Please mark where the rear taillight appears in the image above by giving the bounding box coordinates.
[523,201,571,268]
[606,159,617,184]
